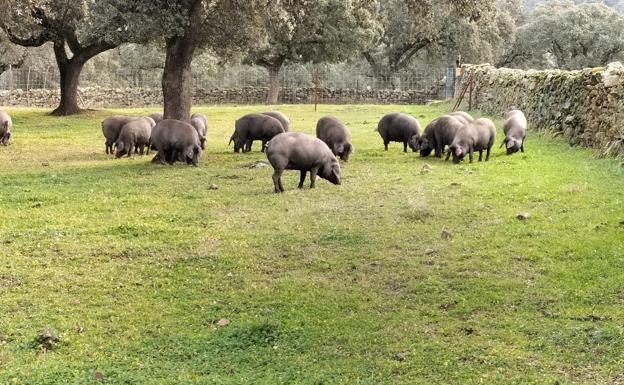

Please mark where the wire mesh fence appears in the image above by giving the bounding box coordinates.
[0,64,457,106]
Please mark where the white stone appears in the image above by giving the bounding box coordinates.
[602,62,624,88]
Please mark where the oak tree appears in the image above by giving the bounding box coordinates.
[1,0,133,115]
[246,0,379,104]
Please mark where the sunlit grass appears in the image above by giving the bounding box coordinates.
[0,104,623,385]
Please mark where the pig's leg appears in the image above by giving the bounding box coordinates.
[261,141,267,153]
[403,141,408,152]
[521,139,525,153]
[384,141,389,151]
[486,146,491,161]
[272,170,284,193]
[469,148,474,163]
[168,150,177,165]
[435,145,443,158]
[106,143,110,154]
[298,170,307,189]
[445,150,451,161]
[310,167,319,188]
[478,150,483,162]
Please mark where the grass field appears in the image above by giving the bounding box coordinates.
[0,104,623,385]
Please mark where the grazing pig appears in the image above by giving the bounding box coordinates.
[448,118,496,164]
[151,119,202,166]
[230,113,285,153]
[316,116,353,161]
[190,113,208,149]
[377,113,421,152]
[502,110,527,155]
[262,111,290,131]
[447,111,474,124]
[102,115,138,154]
[266,132,341,193]
[115,117,155,158]
[0,109,12,146]
[149,113,164,124]
[415,115,465,158]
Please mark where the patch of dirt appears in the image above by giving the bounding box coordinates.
[0,275,22,288]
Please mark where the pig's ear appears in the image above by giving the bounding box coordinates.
[506,140,515,149]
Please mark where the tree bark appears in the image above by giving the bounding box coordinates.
[161,0,202,122]
[49,38,115,115]
[51,59,85,116]
[162,35,196,122]
[266,64,282,104]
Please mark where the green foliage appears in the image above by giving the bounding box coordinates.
[364,0,520,75]
[505,1,624,69]
[114,0,266,54]
[246,0,379,69]
[0,31,25,75]
[1,104,624,384]
[1,0,134,48]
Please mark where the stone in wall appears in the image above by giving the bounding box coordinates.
[0,85,444,108]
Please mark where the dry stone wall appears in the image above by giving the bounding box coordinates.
[0,86,443,108]
[460,62,624,157]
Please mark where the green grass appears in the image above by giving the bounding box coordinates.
[0,104,623,385]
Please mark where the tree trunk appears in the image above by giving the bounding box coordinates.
[266,64,282,104]
[51,59,84,116]
[48,39,115,116]
[161,0,202,122]
[162,35,196,122]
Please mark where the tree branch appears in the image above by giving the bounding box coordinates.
[254,55,285,69]
[63,28,82,54]
[362,51,377,69]
[392,39,430,71]
[2,28,49,47]
[53,40,69,66]
[77,41,117,61]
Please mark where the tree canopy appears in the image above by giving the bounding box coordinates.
[245,0,379,103]
[109,0,264,119]
[503,1,624,69]
[0,0,139,114]
[363,0,520,76]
